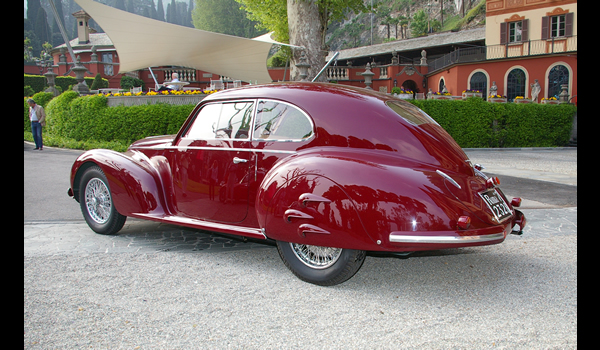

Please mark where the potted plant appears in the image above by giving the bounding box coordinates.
[541,97,560,105]
[513,96,532,104]
[488,94,507,103]
[391,87,413,99]
[462,89,483,99]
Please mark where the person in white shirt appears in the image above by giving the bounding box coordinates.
[27,98,46,150]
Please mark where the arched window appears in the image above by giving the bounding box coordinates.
[507,68,526,101]
[547,65,569,99]
[469,72,487,98]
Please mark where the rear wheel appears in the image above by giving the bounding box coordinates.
[79,166,126,235]
[276,241,366,286]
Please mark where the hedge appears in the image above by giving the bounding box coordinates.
[43,91,194,146]
[24,73,108,94]
[409,98,576,148]
[26,93,576,151]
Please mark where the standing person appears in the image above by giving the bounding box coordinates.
[27,98,46,150]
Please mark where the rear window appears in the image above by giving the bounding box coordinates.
[386,101,439,126]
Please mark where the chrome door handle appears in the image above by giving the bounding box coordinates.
[233,157,248,164]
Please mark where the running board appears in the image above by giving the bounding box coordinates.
[131,213,267,240]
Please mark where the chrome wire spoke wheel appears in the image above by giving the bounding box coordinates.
[84,178,112,224]
[290,243,343,269]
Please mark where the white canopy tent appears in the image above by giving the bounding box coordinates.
[74,0,290,84]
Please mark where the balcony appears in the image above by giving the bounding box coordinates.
[428,36,577,74]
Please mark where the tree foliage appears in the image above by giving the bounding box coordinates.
[192,0,265,38]
[235,0,289,43]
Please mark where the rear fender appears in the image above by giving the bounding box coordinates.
[258,172,379,250]
[256,149,468,251]
[70,149,168,217]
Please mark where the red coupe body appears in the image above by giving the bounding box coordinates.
[69,82,525,284]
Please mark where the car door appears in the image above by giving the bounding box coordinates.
[168,100,255,223]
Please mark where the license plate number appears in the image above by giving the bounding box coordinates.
[479,189,513,223]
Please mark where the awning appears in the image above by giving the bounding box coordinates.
[74,0,288,83]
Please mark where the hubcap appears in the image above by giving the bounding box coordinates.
[290,243,342,269]
[84,178,112,224]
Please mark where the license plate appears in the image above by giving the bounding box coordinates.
[479,189,513,223]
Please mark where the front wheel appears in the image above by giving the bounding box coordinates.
[276,241,366,286]
[79,166,126,235]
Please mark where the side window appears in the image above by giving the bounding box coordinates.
[253,100,313,141]
[215,101,254,139]
[184,101,254,140]
[184,103,221,139]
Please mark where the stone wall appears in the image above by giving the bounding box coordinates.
[106,94,207,107]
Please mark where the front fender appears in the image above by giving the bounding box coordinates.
[69,149,168,217]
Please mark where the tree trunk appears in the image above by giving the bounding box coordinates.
[287,0,327,82]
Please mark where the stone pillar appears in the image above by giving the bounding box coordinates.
[362,63,375,90]
[44,65,59,96]
[295,51,311,82]
[71,56,90,95]
[558,84,570,103]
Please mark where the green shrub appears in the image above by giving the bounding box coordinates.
[24,85,35,97]
[23,73,106,94]
[23,74,46,93]
[409,98,576,148]
[120,76,145,91]
[90,73,109,90]
[45,93,194,145]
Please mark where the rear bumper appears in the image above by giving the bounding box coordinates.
[388,209,525,251]
[389,231,505,245]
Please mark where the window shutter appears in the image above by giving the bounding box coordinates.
[565,12,574,37]
[521,19,529,42]
[541,16,549,40]
[500,22,507,44]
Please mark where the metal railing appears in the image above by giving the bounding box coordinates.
[428,36,577,73]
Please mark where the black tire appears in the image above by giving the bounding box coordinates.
[276,241,366,286]
[79,166,126,235]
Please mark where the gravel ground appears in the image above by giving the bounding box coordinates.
[24,209,577,349]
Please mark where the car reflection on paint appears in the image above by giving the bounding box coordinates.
[68,82,526,285]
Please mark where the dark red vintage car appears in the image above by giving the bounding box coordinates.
[68,82,525,285]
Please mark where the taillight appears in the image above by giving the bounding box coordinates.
[486,176,500,188]
[511,197,522,207]
[457,216,471,230]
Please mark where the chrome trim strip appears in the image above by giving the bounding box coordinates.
[436,169,461,189]
[133,213,267,239]
[389,232,505,244]
[138,145,297,155]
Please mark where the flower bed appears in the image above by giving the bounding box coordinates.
[541,97,560,104]
[488,95,507,103]
[99,89,217,107]
[432,93,461,100]
[462,90,483,99]
[514,96,532,104]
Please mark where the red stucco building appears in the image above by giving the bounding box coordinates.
[36,0,575,103]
